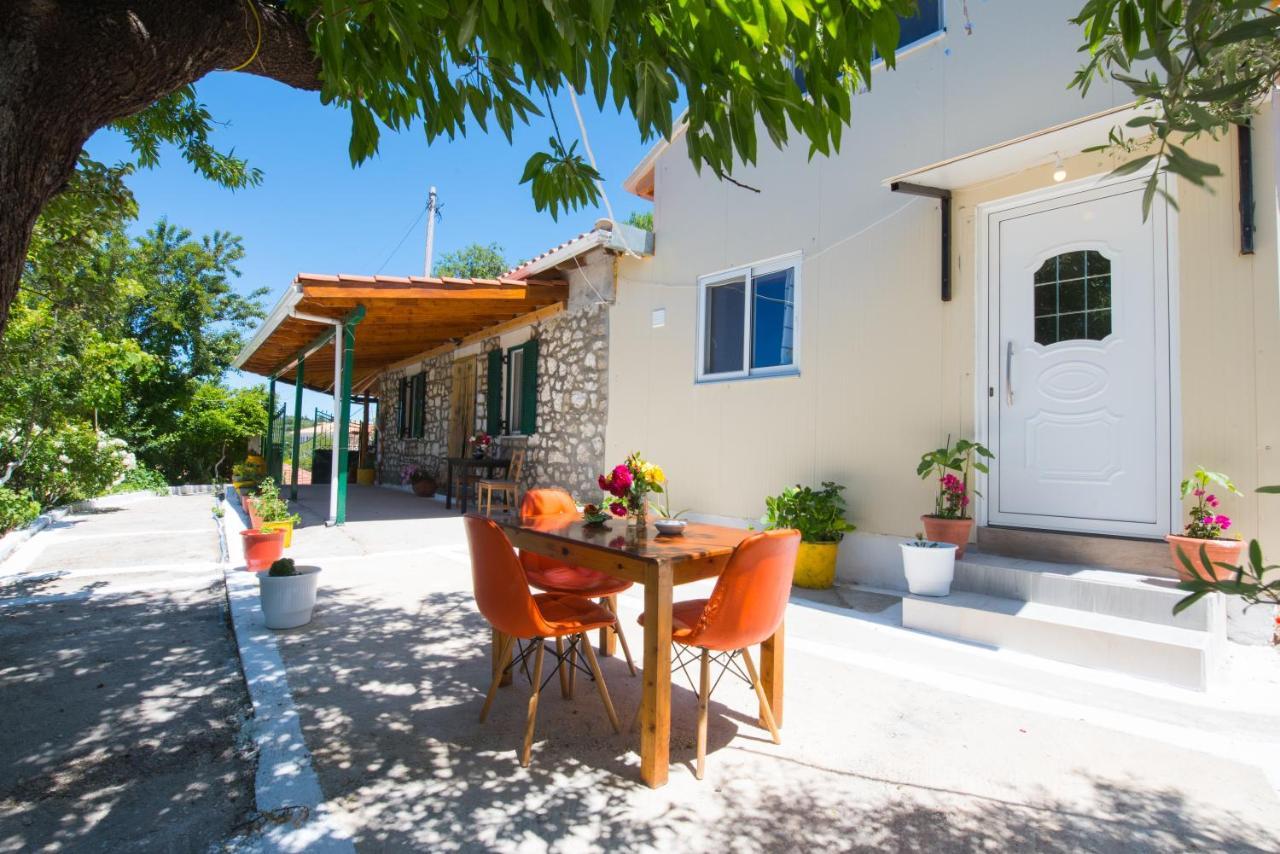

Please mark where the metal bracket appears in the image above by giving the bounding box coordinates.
[890,181,952,301]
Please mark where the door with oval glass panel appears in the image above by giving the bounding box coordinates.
[985,178,1173,538]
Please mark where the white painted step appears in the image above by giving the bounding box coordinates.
[954,552,1222,633]
[902,590,1221,691]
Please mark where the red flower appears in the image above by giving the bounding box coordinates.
[598,474,609,491]
[609,502,627,517]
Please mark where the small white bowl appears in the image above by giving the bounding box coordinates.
[654,519,688,536]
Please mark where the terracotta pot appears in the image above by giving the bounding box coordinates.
[240,528,285,572]
[921,515,974,558]
[1165,535,1245,582]
[411,478,437,497]
[356,468,376,486]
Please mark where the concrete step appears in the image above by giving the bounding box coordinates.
[902,591,1222,691]
[953,552,1222,633]
[975,526,1172,576]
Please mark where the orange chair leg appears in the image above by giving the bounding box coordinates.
[696,648,711,779]
[740,647,781,744]
[480,633,513,723]
[520,640,546,767]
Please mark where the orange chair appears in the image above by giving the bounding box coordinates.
[464,515,621,767]
[518,488,637,678]
[639,528,800,779]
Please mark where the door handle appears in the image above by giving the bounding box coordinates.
[1005,340,1015,405]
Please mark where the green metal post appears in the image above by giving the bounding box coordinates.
[290,358,305,501]
[334,321,357,524]
[265,375,277,478]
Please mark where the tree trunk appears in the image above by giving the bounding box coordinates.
[0,1,320,331]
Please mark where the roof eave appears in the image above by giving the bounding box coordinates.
[231,282,304,371]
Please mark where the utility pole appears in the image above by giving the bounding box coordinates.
[424,186,438,277]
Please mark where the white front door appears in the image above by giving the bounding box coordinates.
[986,178,1173,538]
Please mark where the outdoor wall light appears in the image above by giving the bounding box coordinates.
[1052,154,1067,183]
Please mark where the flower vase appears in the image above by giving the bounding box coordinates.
[627,506,647,532]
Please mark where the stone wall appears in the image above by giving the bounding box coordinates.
[374,252,612,500]
[519,301,609,500]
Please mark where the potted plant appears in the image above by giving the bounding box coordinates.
[401,464,438,498]
[598,452,666,530]
[900,534,959,596]
[240,527,285,572]
[582,503,611,527]
[761,481,856,589]
[1167,467,1244,581]
[231,461,259,491]
[253,477,301,548]
[258,557,322,630]
[916,437,993,558]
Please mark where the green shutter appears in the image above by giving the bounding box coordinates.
[486,348,503,434]
[411,373,425,438]
[520,338,538,435]
[397,378,408,438]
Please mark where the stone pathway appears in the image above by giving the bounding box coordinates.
[0,494,254,853]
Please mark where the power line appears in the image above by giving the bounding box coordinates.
[372,202,430,275]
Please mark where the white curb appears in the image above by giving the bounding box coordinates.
[221,492,354,853]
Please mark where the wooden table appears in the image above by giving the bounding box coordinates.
[445,456,510,513]
[491,513,784,788]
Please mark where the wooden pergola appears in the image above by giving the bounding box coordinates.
[232,273,567,524]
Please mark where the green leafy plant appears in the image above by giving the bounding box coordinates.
[1176,484,1280,616]
[904,532,949,549]
[432,242,508,279]
[0,486,40,535]
[917,437,993,520]
[1073,1,1280,218]
[252,477,300,525]
[649,487,688,520]
[1178,466,1241,539]
[762,482,856,544]
[268,557,298,578]
[112,466,169,495]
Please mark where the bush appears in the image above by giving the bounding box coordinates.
[761,481,857,544]
[112,466,168,495]
[0,486,40,535]
[5,423,129,508]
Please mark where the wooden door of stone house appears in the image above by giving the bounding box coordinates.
[448,358,477,457]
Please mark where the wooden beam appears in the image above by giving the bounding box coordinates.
[384,301,565,373]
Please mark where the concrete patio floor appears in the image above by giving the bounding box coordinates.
[256,485,1280,852]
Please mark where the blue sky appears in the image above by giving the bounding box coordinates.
[86,72,657,414]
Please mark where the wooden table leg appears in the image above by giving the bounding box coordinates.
[759,618,784,728]
[639,562,673,788]
[446,460,455,509]
[598,595,618,658]
[493,627,513,687]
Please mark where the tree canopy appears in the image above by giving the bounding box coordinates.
[433,242,509,279]
[1073,0,1280,214]
[2,0,921,331]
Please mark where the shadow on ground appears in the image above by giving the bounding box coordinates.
[0,574,254,852]
[275,583,1278,852]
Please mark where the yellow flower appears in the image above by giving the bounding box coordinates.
[649,465,666,484]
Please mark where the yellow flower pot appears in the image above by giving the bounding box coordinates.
[794,541,839,590]
[259,519,294,549]
[356,467,376,486]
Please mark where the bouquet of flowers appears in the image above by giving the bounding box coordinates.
[471,431,493,457]
[598,452,665,525]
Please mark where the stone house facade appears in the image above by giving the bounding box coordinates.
[374,223,648,502]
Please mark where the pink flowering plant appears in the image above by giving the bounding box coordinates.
[1180,466,1241,540]
[917,436,993,520]
[597,452,665,519]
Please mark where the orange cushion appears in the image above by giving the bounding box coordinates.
[525,562,632,598]
[637,598,708,642]
[534,592,617,635]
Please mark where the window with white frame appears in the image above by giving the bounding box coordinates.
[697,254,800,381]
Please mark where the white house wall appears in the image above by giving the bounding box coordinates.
[606,0,1280,582]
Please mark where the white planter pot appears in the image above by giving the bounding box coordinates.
[900,542,958,596]
[258,566,321,629]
